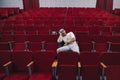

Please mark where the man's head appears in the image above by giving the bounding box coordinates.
[59,29,66,37]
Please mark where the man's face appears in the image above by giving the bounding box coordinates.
[60,29,66,37]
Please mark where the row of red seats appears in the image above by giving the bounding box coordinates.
[0,50,55,80]
[0,51,120,80]
[1,34,120,42]
[0,26,120,36]
[0,8,20,18]
[113,8,120,16]
[53,52,120,80]
[0,8,119,26]
[0,40,120,53]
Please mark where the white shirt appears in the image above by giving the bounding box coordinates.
[57,32,77,45]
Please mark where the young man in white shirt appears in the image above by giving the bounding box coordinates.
[57,29,80,54]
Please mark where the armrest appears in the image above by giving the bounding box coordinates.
[52,60,58,68]
[52,60,58,80]
[25,41,30,51]
[107,41,112,52]
[78,62,81,68]
[27,61,34,76]
[3,61,12,75]
[100,62,107,79]
[27,61,34,67]
[91,41,96,52]
[3,61,12,67]
[77,62,82,80]
[41,41,46,52]
[100,62,107,68]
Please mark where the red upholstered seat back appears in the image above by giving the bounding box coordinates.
[57,52,79,65]
[0,51,12,72]
[33,51,56,73]
[12,51,33,72]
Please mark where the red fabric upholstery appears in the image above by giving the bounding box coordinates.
[111,43,120,52]
[13,43,27,51]
[57,52,78,80]
[12,51,33,72]
[0,35,14,42]
[29,73,52,80]
[79,43,92,52]
[101,53,120,80]
[4,51,33,80]
[45,42,58,51]
[80,53,101,80]
[0,73,6,80]
[108,36,120,43]
[81,66,101,80]
[0,42,10,50]
[0,51,12,72]
[29,51,55,80]
[33,51,56,73]
[14,35,28,42]
[57,52,79,65]
[106,66,120,80]
[58,65,77,80]
[101,53,120,65]
[29,42,42,51]
[0,51,12,80]
[4,73,29,80]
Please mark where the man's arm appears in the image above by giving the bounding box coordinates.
[65,32,76,45]
[57,34,63,43]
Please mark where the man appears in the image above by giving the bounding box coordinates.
[57,29,80,54]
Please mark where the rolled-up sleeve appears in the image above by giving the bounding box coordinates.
[57,35,63,43]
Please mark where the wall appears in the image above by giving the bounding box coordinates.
[40,0,97,7]
[0,0,120,9]
[113,0,120,9]
[0,0,23,9]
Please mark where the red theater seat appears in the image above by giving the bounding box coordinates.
[79,43,93,52]
[29,51,56,80]
[29,42,43,51]
[52,52,79,80]
[45,42,58,51]
[79,53,102,80]
[4,51,33,80]
[0,51,12,80]
[13,42,29,51]
[100,53,120,80]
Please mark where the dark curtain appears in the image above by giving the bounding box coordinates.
[23,0,39,11]
[96,0,113,12]
[23,0,30,11]
[33,0,39,8]
[106,0,113,13]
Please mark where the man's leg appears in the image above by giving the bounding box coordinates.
[69,44,80,54]
[57,45,70,53]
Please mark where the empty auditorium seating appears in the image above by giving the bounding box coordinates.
[0,8,20,19]
[0,7,120,80]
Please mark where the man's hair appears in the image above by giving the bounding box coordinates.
[59,28,65,33]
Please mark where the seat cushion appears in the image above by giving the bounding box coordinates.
[29,73,52,80]
[4,73,29,80]
[0,73,6,80]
